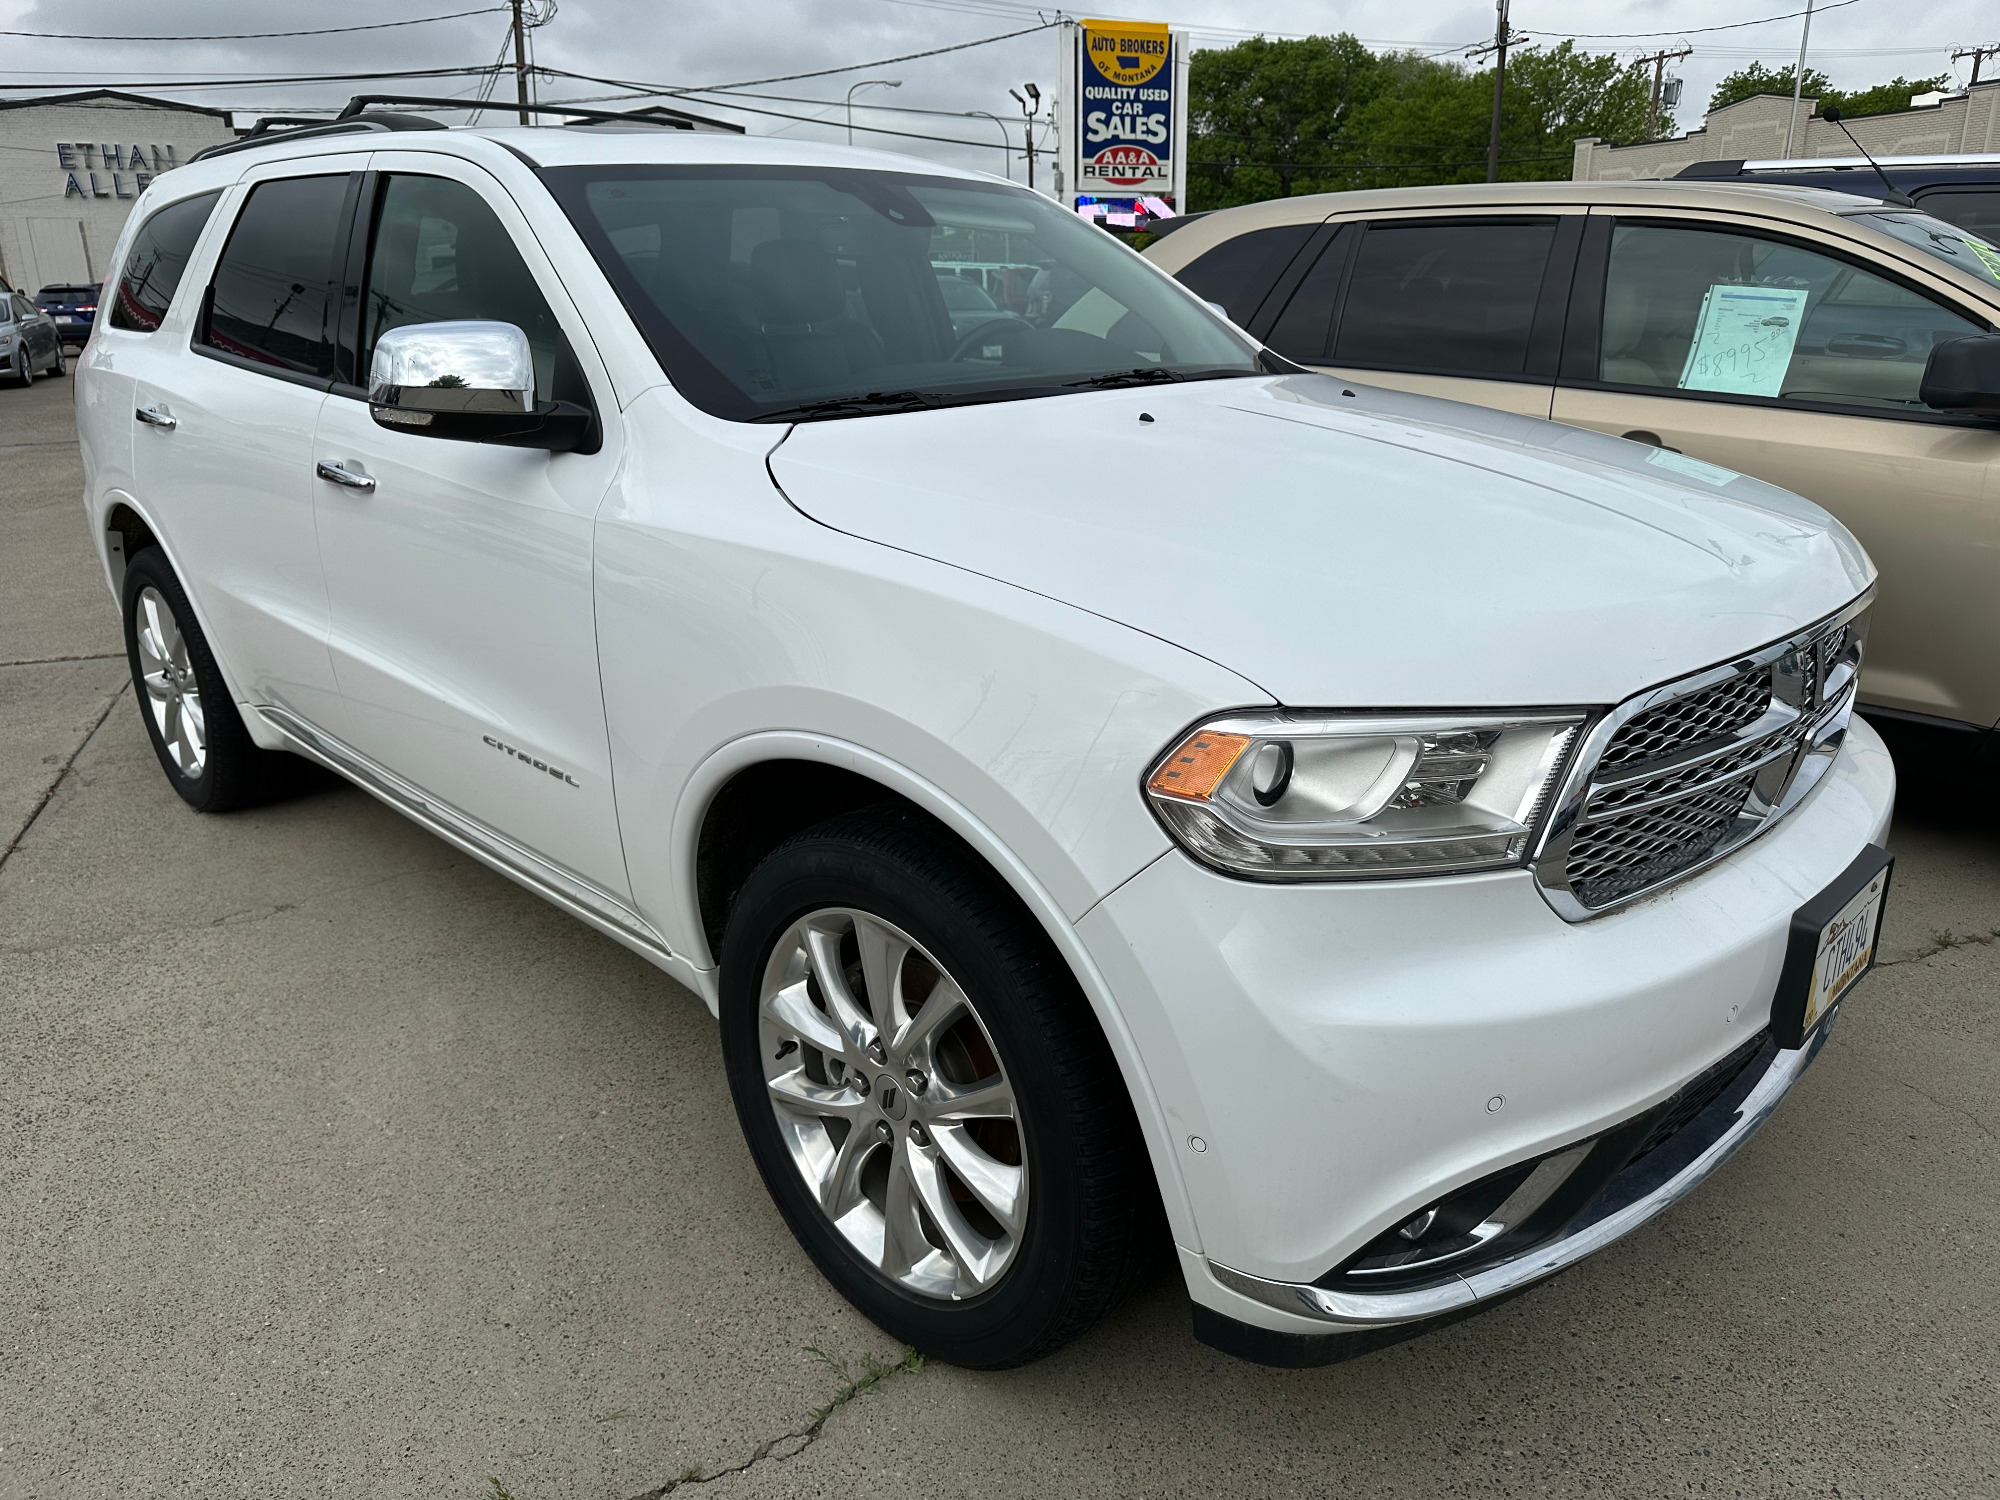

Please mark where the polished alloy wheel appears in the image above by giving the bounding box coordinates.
[134,585,207,778]
[759,908,1027,1299]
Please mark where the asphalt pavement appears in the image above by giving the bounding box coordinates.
[3,372,1996,1499]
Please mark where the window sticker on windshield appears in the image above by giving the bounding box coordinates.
[1678,284,1809,399]
[1967,236,2000,282]
[1645,447,1740,486]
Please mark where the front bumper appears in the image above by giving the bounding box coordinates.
[1078,715,1895,1341]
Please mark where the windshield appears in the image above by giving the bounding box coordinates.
[542,165,1261,421]
[1850,211,2000,291]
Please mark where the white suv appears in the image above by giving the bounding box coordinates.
[75,113,1896,1369]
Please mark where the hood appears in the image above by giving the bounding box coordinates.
[769,373,1874,707]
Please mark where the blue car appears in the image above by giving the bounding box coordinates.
[36,283,101,345]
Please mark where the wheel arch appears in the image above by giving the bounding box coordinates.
[673,731,1201,1251]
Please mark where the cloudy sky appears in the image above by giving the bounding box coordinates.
[0,0,1991,179]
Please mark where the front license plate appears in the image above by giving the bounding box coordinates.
[1771,845,1893,1048]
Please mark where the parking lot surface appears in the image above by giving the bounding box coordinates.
[3,373,1996,1498]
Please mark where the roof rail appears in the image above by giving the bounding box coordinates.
[190,111,445,162]
[1679,152,2000,177]
[334,93,742,132]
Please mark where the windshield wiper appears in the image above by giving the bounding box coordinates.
[755,390,944,423]
[1061,367,1189,390]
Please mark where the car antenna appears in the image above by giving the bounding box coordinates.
[1818,107,1918,208]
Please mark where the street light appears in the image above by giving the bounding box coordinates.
[846,78,901,147]
[962,110,1012,178]
[1008,83,1042,191]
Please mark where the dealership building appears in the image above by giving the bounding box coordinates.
[0,90,236,294]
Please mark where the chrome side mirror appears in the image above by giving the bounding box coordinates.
[368,320,534,420]
[365,319,594,452]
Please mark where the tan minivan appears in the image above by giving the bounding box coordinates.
[1147,182,2000,747]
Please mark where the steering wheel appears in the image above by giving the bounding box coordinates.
[948,317,1033,363]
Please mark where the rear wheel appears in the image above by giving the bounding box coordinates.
[720,807,1153,1368]
[46,345,66,377]
[121,547,297,812]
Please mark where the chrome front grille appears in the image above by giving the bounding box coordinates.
[1534,597,1871,919]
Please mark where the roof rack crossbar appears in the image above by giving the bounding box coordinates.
[189,111,445,162]
[333,93,704,128]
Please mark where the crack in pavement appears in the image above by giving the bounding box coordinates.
[0,683,125,876]
[1895,1079,1999,1144]
[1878,927,2000,968]
[1,651,122,667]
[623,1348,924,1498]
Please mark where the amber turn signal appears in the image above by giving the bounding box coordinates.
[1147,730,1251,801]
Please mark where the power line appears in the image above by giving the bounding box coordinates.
[0,66,503,93]
[671,21,1057,94]
[0,7,508,42]
[1520,0,1862,42]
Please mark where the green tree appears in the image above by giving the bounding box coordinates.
[1186,35,1390,209]
[1708,63,1950,118]
[1188,36,1656,206]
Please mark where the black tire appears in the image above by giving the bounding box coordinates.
[121,547,297,812]
[47,346,66,378]
[720,806,1155,1368]
[12,348,30,386]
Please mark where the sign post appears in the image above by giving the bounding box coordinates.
[1057,17,1186,228]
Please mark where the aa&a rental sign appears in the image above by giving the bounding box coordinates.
[1073,19,1176,200]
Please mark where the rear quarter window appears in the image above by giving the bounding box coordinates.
[108,192,220,333]
[1169,222,1316,326]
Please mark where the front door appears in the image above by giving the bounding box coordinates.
[1551,213,2000,728]
[127,166,363,727]
[310,161,630,899]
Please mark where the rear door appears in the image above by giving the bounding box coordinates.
[1257,210,1583,418]
[127,161,366,727]
[1551,210,2000,727]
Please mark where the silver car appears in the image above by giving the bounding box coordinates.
[3,289,67,384]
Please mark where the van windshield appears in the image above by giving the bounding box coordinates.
[541,165,1262,421]
[1849,210,2000,292]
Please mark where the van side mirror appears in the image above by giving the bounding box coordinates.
[1919,335,2000,417]
[368,320,592,451]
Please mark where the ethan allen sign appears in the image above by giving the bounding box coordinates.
[56,141,180,199]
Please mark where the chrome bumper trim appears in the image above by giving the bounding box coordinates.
[1209,1017,1833,1328]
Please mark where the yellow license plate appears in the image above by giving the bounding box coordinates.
[1802,868,1887,1037]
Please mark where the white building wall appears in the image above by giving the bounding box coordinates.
[0,99,235,293]
[1573,80,2000,182]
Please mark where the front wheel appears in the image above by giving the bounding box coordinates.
[12,348,31,386]
[720,808,1153,1368]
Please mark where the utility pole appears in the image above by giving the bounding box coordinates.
[510,0,530,126]
[1467,0,1519,184]
[1952,42,2000,87]
[1638,46,1692,140]
[1784,0,1815,158]
[1010,84,1041,191]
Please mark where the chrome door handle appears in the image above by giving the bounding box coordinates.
[135,405,176,430]
[315,460,376,493]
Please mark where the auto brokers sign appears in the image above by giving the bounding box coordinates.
[1072,19,1177,200]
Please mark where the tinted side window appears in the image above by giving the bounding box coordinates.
[108,192,219,333]
[1171,223,1315,326]
[1913,188,2000,241]
[1601,222,1983,412]
[361,175,564,399]
[1334,220,1557,376]
[202,175,350,378]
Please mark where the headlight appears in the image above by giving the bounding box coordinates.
[1144,711,1586,879]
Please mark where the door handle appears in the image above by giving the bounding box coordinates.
[315,460,376,493]
[135,405,176,430]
